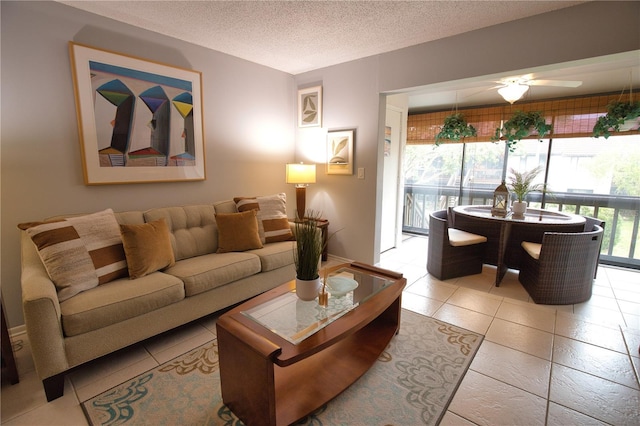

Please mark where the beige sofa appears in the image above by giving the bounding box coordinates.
[20,198,296,401]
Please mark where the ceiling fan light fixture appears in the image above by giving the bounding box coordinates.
[498,83,529,104]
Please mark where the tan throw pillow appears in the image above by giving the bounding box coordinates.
[24,209,128,301]
[120,218,175,279]
[215,210,263,253]
[234,193,294,243]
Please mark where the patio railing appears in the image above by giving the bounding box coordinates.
[403,184,640,269]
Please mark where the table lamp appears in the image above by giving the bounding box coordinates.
[286,163,316,220]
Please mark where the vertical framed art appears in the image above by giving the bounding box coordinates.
[327,129,354,175]
[298,85,322,127]
[69,42,206,185]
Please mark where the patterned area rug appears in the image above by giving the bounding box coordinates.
[82,310,483,425]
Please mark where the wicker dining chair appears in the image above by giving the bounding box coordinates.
[518,225,603,304]
[583,216,605,278]
[427,210,487,280]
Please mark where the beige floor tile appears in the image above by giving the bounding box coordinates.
[71,356,159,402]
[0,370,57,422]
[470,341,551,398]
[488,278,531,302]
[619,300,640,316]
[495,300,556,333]
[555,312,627,353]
[591,283,616,299]
[144,321,216,362]
[608,277,640,294]
[448,370,547,426]
[453,273,495,293]
[433,304,493,335]
[404,277,457,302]
[1,384,87,426]
[439,411,476,425]
[546,402,608,425]
[622,327,640,358]
[572,303,626,327]
[485,318,554,360]
[550,363,640,425]
[401,293,444,317]
[623,312,640,330]
[613,287,640,303]
[576,293,622,312]
[447,287,503,316]
[553,336,639,389]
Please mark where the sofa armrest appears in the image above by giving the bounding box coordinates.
[20,232,69,379]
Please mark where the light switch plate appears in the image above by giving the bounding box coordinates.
[357,167,365,179]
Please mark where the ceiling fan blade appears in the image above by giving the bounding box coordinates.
[527,79,582,87]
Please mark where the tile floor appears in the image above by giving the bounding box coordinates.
[2,234,639,425]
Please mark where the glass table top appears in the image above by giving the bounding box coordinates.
[241,266,396,344]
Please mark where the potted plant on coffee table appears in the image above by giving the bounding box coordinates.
[592,100,640,138]
[507,165,545,216]
[293,211,325,300]
[492,111,552,151]
[435,113,477,146]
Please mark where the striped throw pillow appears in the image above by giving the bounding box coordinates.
[24,209,128,301]
[234,193,294,244]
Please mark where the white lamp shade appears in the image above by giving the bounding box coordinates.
[498,84,529,104]
[286,163,316,185]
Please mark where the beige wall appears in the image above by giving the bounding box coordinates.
[2,1,638,328]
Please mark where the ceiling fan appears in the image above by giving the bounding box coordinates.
[492,74,583,104]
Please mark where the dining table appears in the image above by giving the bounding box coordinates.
[452,205,586,286]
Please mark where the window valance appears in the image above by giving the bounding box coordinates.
[407,93,624,145]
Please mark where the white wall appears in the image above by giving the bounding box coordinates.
[1,1,296,327]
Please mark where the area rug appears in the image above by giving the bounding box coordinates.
[82,310,483,425]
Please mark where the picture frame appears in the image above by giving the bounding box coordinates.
[69,42,206,185]
[298,85,322,127]
[327,129,354,175]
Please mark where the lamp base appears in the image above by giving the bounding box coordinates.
[295,186,306,220]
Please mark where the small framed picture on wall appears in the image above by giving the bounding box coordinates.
[327,129,354,175]
[298,85,322,127]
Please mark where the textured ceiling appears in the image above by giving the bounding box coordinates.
[59,1,584,75]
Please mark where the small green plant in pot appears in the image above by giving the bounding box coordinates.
[492,111,552,151]
[293,210,325,300]
[592,100,640,139]
[507,166,546,215]
[435,113,477,146]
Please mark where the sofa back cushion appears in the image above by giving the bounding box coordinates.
[144,205,218,261]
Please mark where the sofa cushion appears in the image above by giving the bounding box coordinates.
[120,218,175,279]
[247,241,296,272]
[60,272,185,336]
[215,210,263,253]
[23,209,128,302]
[144,205,217,261]
[234,193,294,243]
[164,252,262,297]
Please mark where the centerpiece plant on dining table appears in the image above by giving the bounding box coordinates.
[507,165,546,215]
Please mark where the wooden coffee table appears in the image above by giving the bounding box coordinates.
[216,262,406,426]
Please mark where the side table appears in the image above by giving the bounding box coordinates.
[1,297,19,385]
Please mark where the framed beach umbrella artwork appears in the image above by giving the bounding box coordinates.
[69,42,206,184]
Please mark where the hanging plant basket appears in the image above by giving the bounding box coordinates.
[592,100,640,139]
[492,110,552,151]
[435,113,477,146]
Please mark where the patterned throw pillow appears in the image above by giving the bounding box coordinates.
[23,209,128,301]
[234,193,294,243]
